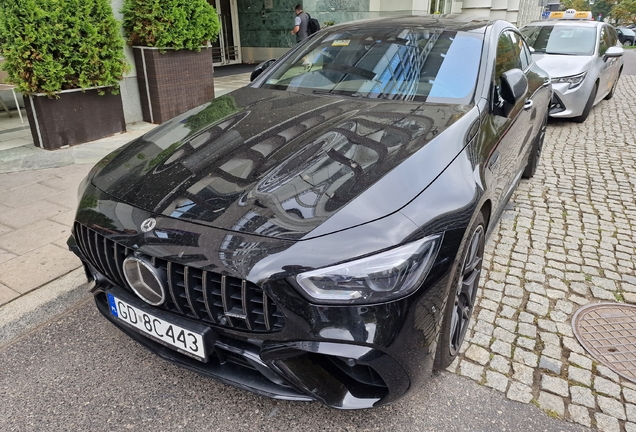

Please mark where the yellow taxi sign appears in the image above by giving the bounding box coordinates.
[573,11,593,19]
[548,10,593,20]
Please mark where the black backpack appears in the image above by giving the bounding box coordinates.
[306,13,320,35]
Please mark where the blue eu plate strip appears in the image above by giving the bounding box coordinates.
[107,293,118,318]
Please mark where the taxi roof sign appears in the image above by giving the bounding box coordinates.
[548,9,593,20]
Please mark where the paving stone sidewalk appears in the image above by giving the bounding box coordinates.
[0,164,93,304]
[450,75,636,432]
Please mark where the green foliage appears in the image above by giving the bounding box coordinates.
[0,0,127,95]
[121,0,221,50]
[591,0,612,21]
[611,0,636,23]
[562,0,636,23]
[561,0,592,11]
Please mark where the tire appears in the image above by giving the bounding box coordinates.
[604,70,622,101]
[434,212,486,370]
[625,40,633,47]
[522,112,547,179]
[572,82,598,123]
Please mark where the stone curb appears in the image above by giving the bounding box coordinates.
[0,268,90,347]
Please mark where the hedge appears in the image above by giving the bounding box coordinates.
[0,0,127,95]
[121,0,221,50]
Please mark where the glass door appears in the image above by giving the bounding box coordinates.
[209,0,242,66]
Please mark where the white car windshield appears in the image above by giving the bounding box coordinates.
[259,27,484,104]
[520,25,597,56]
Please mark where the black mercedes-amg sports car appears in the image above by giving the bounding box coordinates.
[69,15,551,409]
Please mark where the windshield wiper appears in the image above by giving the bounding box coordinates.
[321,63,376,80]
[545,52,578,56]
[312,89,364,98]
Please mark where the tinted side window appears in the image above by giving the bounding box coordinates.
[519,37,532,69]
[599,27,609,56]
[606,26,618,46]
[495,31,523,84]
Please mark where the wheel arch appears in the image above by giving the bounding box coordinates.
[479,199,492,231]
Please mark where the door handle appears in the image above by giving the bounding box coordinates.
[524,99,533,110]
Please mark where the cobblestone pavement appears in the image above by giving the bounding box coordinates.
[449,75,636,431]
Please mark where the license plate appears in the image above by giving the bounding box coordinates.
[107,293,206,361]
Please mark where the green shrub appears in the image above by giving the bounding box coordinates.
[0,0,127,95]
[122,0,221,50]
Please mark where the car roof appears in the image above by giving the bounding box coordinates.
[328,14,494,33]
[522,20,603,28]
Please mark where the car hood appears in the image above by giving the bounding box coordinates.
[533,53,592,78]
[91,87,474,240]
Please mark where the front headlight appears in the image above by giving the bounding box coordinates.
[291,234,443,305]
[552,71,587,89]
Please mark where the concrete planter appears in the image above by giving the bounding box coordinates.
[133,46,215,124]
[25,87,126,150]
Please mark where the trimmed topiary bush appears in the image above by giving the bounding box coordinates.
[0,0,127,95]
[121,0,221,50]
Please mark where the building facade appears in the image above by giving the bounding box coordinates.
[230,0,544,63]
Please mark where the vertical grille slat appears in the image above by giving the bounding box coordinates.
[169,262,195,316]
[201,271,217,324]
[220,275,235,328]
[241,280,253,331]
[76,224,90,260]
[183,266,200,319]
[166,262,184,314]
[113,243,128,287]
[92,230,110,277]
[73,222,285,333]
[80,225,100,272]
[104,241,124,287]
[262,291,272,331]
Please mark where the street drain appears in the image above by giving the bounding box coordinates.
[572,303,636,383]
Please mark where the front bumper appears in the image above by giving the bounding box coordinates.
[69,215,461,409]
[549,81,593,118]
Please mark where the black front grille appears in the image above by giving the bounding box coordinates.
[73,223,285,332]
[550,93,565,114]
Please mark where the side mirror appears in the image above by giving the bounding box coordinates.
[529,46,535,54]
[250,59,277,82]
[604,46,624,61]
[499,68,528,105]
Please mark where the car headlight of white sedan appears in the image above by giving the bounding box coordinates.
[551,71,587,89]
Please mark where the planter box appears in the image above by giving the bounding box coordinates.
[25,87,126,150]
[133,47,215,124]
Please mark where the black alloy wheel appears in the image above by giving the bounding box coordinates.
[435,213,486,369]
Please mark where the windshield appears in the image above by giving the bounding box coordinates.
[620,28,635,36]
[520,25,597,55]
[258,27,484,104]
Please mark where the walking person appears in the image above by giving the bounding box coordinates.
[291,4,309,43]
